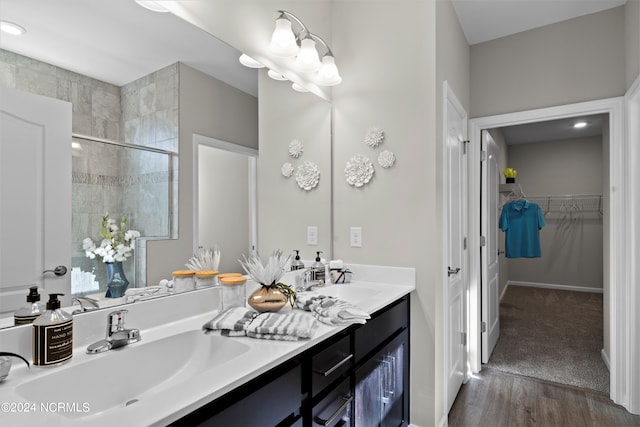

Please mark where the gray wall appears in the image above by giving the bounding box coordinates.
[470,6,626,118]
[506,137,604,289]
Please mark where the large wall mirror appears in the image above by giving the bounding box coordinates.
[0,0,332,328]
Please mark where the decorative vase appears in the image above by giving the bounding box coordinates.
[105,261,130,298]
[248,286,288,312]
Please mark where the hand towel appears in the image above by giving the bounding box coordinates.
[245,310,317,341]
[296,293,371,326]
[202,307,257,337]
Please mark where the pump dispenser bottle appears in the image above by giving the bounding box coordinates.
[14,286,45,326]
[311,251,326,284]
[32,293,73,367]
[290,250,304,271]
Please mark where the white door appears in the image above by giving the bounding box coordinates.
[481,130,500,363]
[444,84,468,411]
[0,89,72,315]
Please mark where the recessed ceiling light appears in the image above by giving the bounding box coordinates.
[0,21,26,36]
[134,1,170,13]
[573,121,587,129]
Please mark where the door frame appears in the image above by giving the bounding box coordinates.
[467,96,633,410]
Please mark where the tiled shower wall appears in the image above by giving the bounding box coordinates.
[0,49,178,293]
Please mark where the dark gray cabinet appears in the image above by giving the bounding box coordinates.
[171,295,409,427]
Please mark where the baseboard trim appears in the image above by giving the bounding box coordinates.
[601,348,611,371]
[507,280,603,294]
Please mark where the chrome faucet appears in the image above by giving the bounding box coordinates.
[86,309,141,354]
[295,268,325,292]
[71,296,100,315]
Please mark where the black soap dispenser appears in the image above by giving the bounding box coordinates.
[311,251,326,283]
[32,293,73,367]
[14,286,45,326]
[290,250,305,271]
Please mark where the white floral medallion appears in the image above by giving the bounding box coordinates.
[295,161,320,191]
[377,150,396,169]
[288,139,304,158]
[281,162,295,178]
[345,154,375,187]
[364,127,385,148]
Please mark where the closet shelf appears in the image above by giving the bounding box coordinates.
[525,194,603,214]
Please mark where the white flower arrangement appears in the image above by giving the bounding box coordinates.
[295,161,320,191]
[345,154,375,187]
[288,139,304,158]
[83,213,140,263]
[239,250,296,305]
[364,126,385,148]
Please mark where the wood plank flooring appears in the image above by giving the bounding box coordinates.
[448,367,640,427]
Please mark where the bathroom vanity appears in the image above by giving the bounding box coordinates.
[0,264,414,427]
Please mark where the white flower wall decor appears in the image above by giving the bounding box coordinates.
[295,161,320,191]
[288,139,304,158]
[281,162,295,178]
[378,150,396,169]
[364,127,385,148]
[345,154,375,187]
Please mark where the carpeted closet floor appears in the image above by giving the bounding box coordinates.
[485,285,609,394]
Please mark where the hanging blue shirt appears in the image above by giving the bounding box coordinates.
[499,200,545,258]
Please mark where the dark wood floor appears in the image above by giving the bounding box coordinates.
[448,367,640,427]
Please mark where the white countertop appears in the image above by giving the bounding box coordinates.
[0,264,415,426]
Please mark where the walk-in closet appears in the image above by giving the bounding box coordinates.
[486,113,608,394]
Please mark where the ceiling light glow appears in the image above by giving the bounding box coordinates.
[0,21,26,35]
[573,122,587,129]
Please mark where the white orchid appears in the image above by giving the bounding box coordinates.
[83,213,140,263]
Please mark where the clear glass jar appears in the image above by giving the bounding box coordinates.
[195,270,218,288]
[172,270,195,293]
[220,276,247,310]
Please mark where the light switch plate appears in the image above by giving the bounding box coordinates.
[307,226,318,245]
[350,227,362,247]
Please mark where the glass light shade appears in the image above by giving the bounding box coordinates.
[292,83,309,93]
[134,1,170,13]
[270,18,299,57]
[239,54,265,68]
[267,69,288,81]
[294,38,321,73]
[317,56,342,86]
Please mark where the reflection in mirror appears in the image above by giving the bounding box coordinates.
[195,136,257,274]
[71,135,175,296]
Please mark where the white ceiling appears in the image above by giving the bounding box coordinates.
[500,114,606,145]
[0,0,623,140]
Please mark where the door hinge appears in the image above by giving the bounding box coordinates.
[463,237,467,250]
[480,235,486,247]
[480,150,487,161]
[461,332,467,346]
[481,322,487,333]
[462,139,470,154]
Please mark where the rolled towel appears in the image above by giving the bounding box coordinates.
[245,310,317,341]
[203,307,257,336]
[294,293,326,311]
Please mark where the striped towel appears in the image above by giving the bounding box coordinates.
[202,307,257,337]
[245,310,317,341]
[296,293,370,326]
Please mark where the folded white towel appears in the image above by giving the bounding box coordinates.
[245,310,317,341]
[296,293,370,326]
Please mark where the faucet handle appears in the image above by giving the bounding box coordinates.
[107,309,128,334]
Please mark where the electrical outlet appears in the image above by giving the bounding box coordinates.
[350,227,362,247]
[307,226,318,245]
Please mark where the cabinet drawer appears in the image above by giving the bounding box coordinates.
[312,334,352,397]
[354,297,407,363]
[312,377,352,427]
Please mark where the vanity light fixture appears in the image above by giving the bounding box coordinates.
[269,10,342,86]
[0,21,26,36]
[267,69,288,81]
[239,54,265,68]
[573,121,587,129]
[291,83,309,92]
[134,1,170,13]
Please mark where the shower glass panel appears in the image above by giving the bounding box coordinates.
[71,136,174,297]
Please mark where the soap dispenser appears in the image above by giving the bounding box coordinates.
[290,250,304,271]
[32,293,73,367]
[14,286,45,326]
[311,251,326,283]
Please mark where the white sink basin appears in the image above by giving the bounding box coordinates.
[15,330,249,419]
